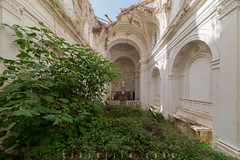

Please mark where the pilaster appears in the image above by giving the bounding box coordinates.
[215,0,240,158]
[139,60,149,109]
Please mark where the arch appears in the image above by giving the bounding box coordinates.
[113,56,137,70]
[169,40,213,127]
[108,42,140,68]
[151,67,160,79]
[106,37,144,58]
[169,34,220,74]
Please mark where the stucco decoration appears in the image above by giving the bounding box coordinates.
[217,0,240,19]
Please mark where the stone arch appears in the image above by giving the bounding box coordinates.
[169,40,213,128]
[105,36,147,59]
[106,42,141,102]
[113,56,136,70]
[169,33,220,73]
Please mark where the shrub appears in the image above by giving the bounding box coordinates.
[0,22,119,158]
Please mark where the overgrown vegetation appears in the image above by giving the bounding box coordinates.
[0,23,239,160]
[0,23,119,159]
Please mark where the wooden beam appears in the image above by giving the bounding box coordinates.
[139,0,154,6]
[105,14,113,23]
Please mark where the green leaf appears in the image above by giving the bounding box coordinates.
[27,27,40,31]
[49,108,60,114]
[58,98,69,104]
[43,114,55,120]
[34,106,46,113]
[14,39,26,49]
[14,109,33,117]
[42,96,54,102]
[2,70,11,75]
[1,121,12,128]
[0,77,6,86]
[4,83,23,92]
[53,118,62,125]
[27,32,37,38]
[40,136,51,145]
[0,131,7,138]
[34,63,44,69]
[50,92,59,97]
[4,100,23,107]
[2,136,16,149]
[16,51,31,59]
[24,91,38,98]
[29,109,40,116]
[0,107,12,112]
[33,83,49,89]
[38,22,45,27]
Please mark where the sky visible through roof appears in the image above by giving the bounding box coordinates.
[89,0,154,22]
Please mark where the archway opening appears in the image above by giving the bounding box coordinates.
[112,58,135,101]
[106,43,140,105]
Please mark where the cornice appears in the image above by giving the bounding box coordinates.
[217,0,240,20]
[39,0,87,45]
[1,0,24,19]
[146,0,215,65]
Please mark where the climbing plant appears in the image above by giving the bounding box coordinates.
[0,22,119,157]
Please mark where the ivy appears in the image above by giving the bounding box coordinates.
[0,22,120,158]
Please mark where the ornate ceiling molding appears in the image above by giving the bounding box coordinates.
[2,0,24,17]
[217,0,240,20]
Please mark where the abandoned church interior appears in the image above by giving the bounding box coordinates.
[0,0,240,158]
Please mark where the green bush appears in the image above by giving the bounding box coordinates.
[0,22,119,158]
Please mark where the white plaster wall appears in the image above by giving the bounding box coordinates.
[215,6,240,156]
[188,57,211,101]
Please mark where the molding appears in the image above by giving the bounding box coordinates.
[216,140,240,158]
[177,106,213,120]
[211,59,220,70]
[148,0,219,64]
[217,0,240,20]
[1,0,24,19]
[168,74,179,80]
[18,0,87,45]
[147,53,166,70]
[39,0,86,45]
